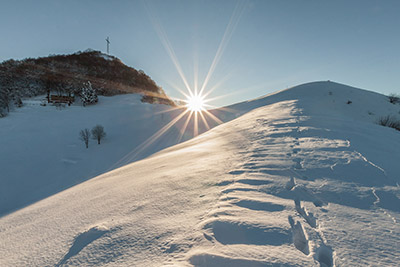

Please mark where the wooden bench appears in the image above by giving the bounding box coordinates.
[50,95,74,104]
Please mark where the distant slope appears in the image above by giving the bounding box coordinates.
[1,81,399,266]
[214,81,397,124]
[0,49,174,107]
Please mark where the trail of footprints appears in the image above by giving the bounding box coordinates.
[288,177,334,267]
[198,118,336,266]
[206,176,292,248]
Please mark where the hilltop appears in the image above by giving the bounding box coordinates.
[0,49,174,115]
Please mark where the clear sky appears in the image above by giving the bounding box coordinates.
[1,0,399,107]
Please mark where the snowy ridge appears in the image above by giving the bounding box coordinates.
[0,81,399,266]
[215,81,395,123]
[188,96,399,266]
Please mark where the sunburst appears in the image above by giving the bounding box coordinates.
[109,1,247,166]
[184,93,206,113]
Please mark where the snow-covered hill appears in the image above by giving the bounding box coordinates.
[0,95,187,216]
[1,81,399,266]
[0,49,174,106]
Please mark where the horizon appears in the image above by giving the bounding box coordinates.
[1,2,400,264]
[1,0,399,107]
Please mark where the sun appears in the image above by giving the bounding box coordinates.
[185,94,205,112]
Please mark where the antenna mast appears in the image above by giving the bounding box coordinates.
[106,37,110,54]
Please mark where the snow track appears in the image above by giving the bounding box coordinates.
[188,95,399,266]
[1,81,400,266]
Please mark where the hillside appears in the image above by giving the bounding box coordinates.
[214,81,399,123]
[0,50,174,115]
[0,94,185,216]
[0,81,399,266]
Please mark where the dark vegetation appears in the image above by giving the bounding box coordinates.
[388,93,400,104]
[80,81,98,106]
[91,125,106,145]
[377,115,400,131]
[0,49,174,116]
[79,125,106,147]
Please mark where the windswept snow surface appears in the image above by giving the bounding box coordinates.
[1,81,400,266]
[0,94,204,216]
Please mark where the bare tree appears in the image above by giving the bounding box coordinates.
[79,128,91,148]
[91,125,106,144]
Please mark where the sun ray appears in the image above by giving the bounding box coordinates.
[153,106,185,115]
[133,109,189,154]
[201,90,242,105]
[144,1,193,96]
[110,109,189,168]
[178,111,193,142]
[165,80,192,100]
[199,110,210,130]
[194,50,199,95]
[203,109,224,125]
[131,1,250,165]
[194,111,199,136]
[201,103,213,109]
[202,72,233,99]
[198,0,247,96]
[211,106,238,114]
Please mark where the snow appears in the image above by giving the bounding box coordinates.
[0,81,399,266]
[0,94,193,216]
[98,53,115,61]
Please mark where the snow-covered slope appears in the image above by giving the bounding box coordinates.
[1,81,399,266]
[215,81,399,123]
[0,95,188,216]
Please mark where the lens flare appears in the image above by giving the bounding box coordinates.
[115,0,247,164]
[185,94,205,112]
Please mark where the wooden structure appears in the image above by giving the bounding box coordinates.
[50,95,75,105]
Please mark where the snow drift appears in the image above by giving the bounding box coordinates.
[0,81,399,266]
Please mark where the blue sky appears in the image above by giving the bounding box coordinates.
[1,0,399,107]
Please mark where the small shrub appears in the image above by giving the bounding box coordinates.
[81,81,98,106]
[0,109,7,118]
[377,115,400,131]
[91,125,106,144]
[14,97,23,107]
[347,100,352,104]
[388,94,400,104]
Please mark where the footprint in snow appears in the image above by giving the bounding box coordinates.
[285,177,295,190]
[205,220,290,246]
[228,170,246,175]
[216,180,234,186]
[235,178,272,186]
[221,187,258,194]
[295,199,317,228]
[56,226,108,266]
[288,216,310,255]
[315,244,334,267]
[233,199,285,212]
